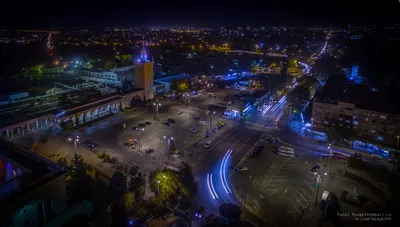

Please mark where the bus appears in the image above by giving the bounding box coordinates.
[277,146,295,157]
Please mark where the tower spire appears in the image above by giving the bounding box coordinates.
[140,33,148,61]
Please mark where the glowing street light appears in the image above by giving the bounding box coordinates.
[68,136,79,153]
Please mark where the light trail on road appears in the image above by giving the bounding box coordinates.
[220,149,233,194]
[207,173,218,199]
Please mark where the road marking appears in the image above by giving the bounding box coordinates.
[284,187,289,193]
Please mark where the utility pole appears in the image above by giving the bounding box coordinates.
[153,102,161,120]
[315,174,321,205]
[138,128,144,152]
[207,110,215,135]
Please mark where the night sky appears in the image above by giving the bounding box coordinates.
[1,0,400,28]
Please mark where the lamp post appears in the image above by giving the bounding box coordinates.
[397,135,399,149]
[163,136,173,157]
[68,136,79,153]
[138,128,144,152]
[153,102,161,120]
[207,110,216,135]
[314,172,327,205]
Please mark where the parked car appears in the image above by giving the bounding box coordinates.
[193,113,200,118]
[132,126,138,131]
[195,207,205,218]
[177,110,183,115]
[311,165,320,172]
[82,140,98,149]
[145,149,154,154]
[197,121,206,126]
[204,141,212,148]
[163,122,171,126]
[138,123,146,128]
[168,118,176,123]
[235,165,248,172]
[145,121,152,125]
[188,128,197,133]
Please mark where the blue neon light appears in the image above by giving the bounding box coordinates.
[56,110,66,117]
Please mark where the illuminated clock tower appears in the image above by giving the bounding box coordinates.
[134,40,154,100]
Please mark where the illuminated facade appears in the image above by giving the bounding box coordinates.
[134,61,154,100]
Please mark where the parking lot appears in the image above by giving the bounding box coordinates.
[78,90,240,171]
[230,136,330,226]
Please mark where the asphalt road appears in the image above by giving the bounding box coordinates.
[230,141,329,226]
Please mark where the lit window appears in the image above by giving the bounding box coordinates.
[353,120,358,125]
[371,130,376,134]
[380,115,386,120]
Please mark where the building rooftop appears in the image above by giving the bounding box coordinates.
[61,95,122,117]
[314,74,400,114]
[0,137,65,202]
[56,78,92,87]
[155,74,192,83]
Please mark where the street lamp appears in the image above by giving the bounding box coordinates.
[163,136,173,158]
[315,172,327,205]
[68,136,79,153]
[138,128,144,152]
[153,102,162,120]
[206,110,216,136]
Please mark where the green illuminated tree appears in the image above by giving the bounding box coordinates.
[104,60,118,70]
[68,152,86,178]
[123,192,135,213]
[120,55,133,66]
[149,169,189,207]
[170,79,189,92]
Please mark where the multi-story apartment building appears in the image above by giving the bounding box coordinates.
[312,75,400,148]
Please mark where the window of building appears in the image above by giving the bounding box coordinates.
[353,120,358,125]
[380,115,386,120]
[345,120,351,123]
[365,117,368,122]
[372,114,377,117]
[371,130,376,134]
[371,120,377,123]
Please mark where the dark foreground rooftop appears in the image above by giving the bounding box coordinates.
[0,137,65,202]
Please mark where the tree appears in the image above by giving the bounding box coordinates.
[120,55,133,66]
[68,152,87,178]
[22,67,47,80]
[123,192,135,213]
[58,94,70,108]
[104,60,118,70]
[170,79,189,92]
[149,169,189,206]
[178,162,198,199]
